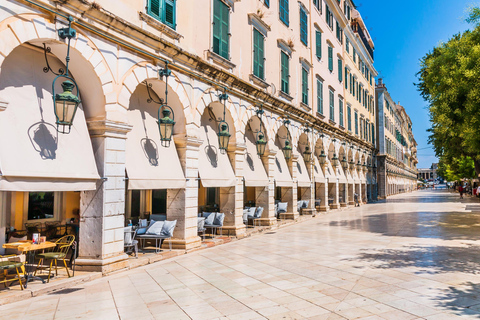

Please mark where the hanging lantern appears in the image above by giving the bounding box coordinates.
[318,150,327,167]
[331,154,339,167]
[363,162,368,172]
[341,156,348,171]
[218,122,231,151]
[53,80,81,131]
[256,133,267,156]
[356,160,362,171]
[303,146,312,163]
[283,140,293,160]
[157,106,175,141]
[349,159,355,170]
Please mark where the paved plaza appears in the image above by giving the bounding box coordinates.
[1,190,480,319]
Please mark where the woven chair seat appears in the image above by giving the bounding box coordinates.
[37,252,66,260]
[0,261,23,270]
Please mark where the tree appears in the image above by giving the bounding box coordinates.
[437,156,476,182]
[416,7,480,177]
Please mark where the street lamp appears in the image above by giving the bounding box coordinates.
[341,156,348,171]
[349,159,355,171]
[256,133,267,156]
[356,160,362,171]
[318,150,327,167]
[331,154,339,167]
[283,139,293,160]
[218,92,230,151]
[303,146,312,163]
[158,107,175,142]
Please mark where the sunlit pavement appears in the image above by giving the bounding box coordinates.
[2,190,480,320]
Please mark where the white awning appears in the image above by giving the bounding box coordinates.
[272,142,293,187]
[359,171,367,183]
[352,170,361,183]
[345,168,354,184]
[198,123,236,188]
[295,151,311,188]
[325,162,337,183]
[243,132,269,187]
[125,107,186,190]
[0,47,99,191]
[313,156,325,183]
[337,166,348,184]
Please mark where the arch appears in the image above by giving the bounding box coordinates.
[245,114,269,144]
[297,133,309,154]
[0,14,115,120]
[120,63,190,136]
[275,125,292,150]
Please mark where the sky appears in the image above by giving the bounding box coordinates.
[358,0,474,168]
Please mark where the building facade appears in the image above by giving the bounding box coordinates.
[375,79,418,198]
[0,0,377,272]
[417,163,438,182]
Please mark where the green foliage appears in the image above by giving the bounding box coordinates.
[416,6,480,177]
[437,156,476,182]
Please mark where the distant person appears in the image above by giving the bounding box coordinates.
[354,193,359,207]
[459,185,464,199]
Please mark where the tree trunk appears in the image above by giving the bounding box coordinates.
[474,159,480,178]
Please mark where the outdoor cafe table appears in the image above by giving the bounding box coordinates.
[3,241,56,288]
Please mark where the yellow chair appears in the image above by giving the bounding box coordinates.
[0,255,24,290]
[35,235,75,282]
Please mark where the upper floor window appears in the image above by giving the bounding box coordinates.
[339,98,344,127]
[264,0,270,7]
[337,58,343,82]
[354,111,358,135]
[279,0,289,26]
[301,67,308,105]
[347,105,352,131]
[300,6,308,46]
[148,0,176,29]
[326,5,333,29]
[253,28,265,79]
[329,89,335,122]
[213,0,230,59]
[317,79,323,114]
[336,21,343,43]
[280,51,289,94]
[313,0,321,11]
[328,45,333,72]
[346,37,350,53]
[315,30,322,59]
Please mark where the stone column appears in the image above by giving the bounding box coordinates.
[302,158,316,215]
[259,150,277,225]
[279,155,298,220]
[330,179,340,209]
[0,192,5,255]
[318,179,329,212]
[171,137,202,249]
[348,183,354,205]
[222,143,246,237]
[76,120,131,273]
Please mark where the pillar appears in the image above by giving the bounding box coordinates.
[0,192,5,255]
[259,150,277,225]
[318,180,329,212]
[340,183,347,207]
[171,137,202,249]
[348,184,354,205]
[76,120,131,273]
[376,155,387,199]
[302,158,316,215]
[222,143,246,237]
[279,155,298,220]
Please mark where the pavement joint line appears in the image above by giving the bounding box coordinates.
[108,279,122,320]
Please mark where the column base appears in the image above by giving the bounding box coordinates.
[319,205,329,212]
[279,212,299,220]
[221,224,247,237]
[301,209,316,215]
[75,253,129,274]
[255,217,277,226]
[164,236,202,250]
[340,203,347,208]
[330,203,340,209]
[348,201,355,205]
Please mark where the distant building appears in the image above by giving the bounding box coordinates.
[375,79,418,199]
[417,164,438,181]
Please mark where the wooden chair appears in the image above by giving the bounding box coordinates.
[0,255,24,290]
[34,235,75,282]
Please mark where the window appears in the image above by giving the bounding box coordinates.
[253,29,265,79]
[336,21,343,43]
[326,5,333,29]
[300,7,308,46]
[129,190,141,218]
[302,67,308,105]
[213,0,229,59]
[347,105,352,131]
[346,37,350,53]
[339,98,344,127]
[281,51,289,94]
[206,188,219,206]
[347,4,351,20]
[354,111,358,134]
[279,0,289,26]
[27,192,55,220]
[147,0,176,29]
[328,46,333,72]
[338,58,343,82]
[315,30,322,59]
[349,74,352,94]
[329,90,334,121]
[371,124,375,145]
[152,189,167,214]
[317,79,323,114]
[264,0,270,7]
[353,48,356,62]
[313,0,320,11]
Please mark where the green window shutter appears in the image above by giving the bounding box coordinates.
[279,0,289,26]
[338,59,342,82]
[300,8,308,46]
[315,30,322,59]
[328,46,333,71]
[264,0,270,7]
[329,90,334,121]
[302,67,308,105]
[339,99,344,127]
[253,29,264,79]
[347,105,351,131]
[346,37,349,53]
[344,67,348,89]
[164,0,176,29]
[220,2,229,59]
[353,48,356,62]
[317,79,323,114]
[355,112,358,134]
[213,0,229,59]
[281,51,289,94]
[148,0,161,19]
[349,74,352,94]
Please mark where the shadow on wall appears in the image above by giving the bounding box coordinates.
[328,211,480,241]
[434,282,480,318]
[28,121,58,160]
[141,137,158,166]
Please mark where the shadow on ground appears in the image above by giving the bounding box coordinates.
[345,245,480,275]
[329,211,480,240]
[435,282,480,318]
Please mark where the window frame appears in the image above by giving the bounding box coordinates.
[317,78,323,114]
[147,0,177,30]
[329,89,335,122]
[280,50,290,94]
[301,67,309,105]
[212,0,230,60]
[24,191,62,223]
[299,6,308,46]
[253,28,265,79]
[279,0,290,26]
